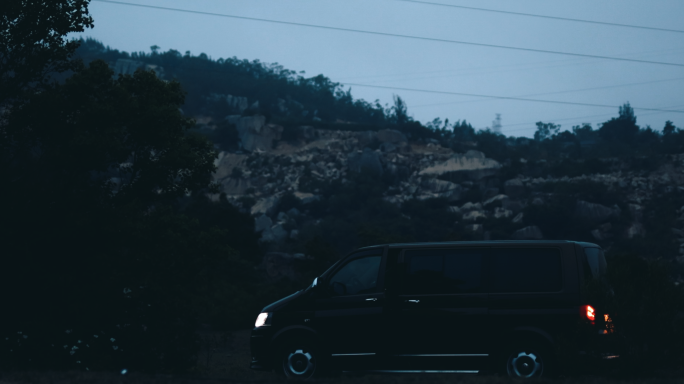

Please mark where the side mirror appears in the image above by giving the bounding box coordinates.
[311,277,318,288]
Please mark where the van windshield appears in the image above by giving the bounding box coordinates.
[583,247,607,279]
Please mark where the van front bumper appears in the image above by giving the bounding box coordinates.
[250,327,273,371]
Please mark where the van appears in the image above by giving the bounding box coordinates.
[250,241,619,379]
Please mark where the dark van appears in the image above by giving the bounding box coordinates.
[250,241,618,379]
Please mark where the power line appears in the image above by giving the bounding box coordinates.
[410,76,684,109]
[394,0,684,34]
[338,82,684,114]
[92,0,684,68]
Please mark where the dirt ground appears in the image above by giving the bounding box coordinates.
[0,329,682,384]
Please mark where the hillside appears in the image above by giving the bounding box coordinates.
[75,39,684,279]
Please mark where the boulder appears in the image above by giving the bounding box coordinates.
[379,142,397,153]
[376,129,408,144]
[254,214,273,233]
[503,200,525,213]
[512,212,524,224]
[251,194,281,216]
[574,200,619,222]
[294,191,320,205]
[494,207,513,219]
[271,224,289,242]
[463,210,488,221]
[296,126,318,141]
[512,226,544,240]
[465,224,483,234]
[355,131,377,148]
[347,148,383,175]
[422,178,461,193]
[227,115,283,151]
[460,202,483,212]
[419,150,501,180]
[504,179,525,198]
[625,223,646,239]
[532,197,544,206]
[483,194,509,207]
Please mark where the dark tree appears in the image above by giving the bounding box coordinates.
[0,0,93,103]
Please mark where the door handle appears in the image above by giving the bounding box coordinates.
[405,299,420,303]
[365,297,378,302]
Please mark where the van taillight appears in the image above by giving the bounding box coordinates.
[583,305,596,321]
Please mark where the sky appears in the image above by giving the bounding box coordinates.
[76,0,684,138]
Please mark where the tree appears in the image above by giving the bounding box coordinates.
[0,60,229,372]
[598,103,639,144]
[0,0,93,104]
[533,121,560,141]
[663,120,677,135]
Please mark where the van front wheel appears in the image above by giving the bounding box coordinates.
[505,343,549,379]
[277,342,319,380]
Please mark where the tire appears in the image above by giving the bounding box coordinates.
[276,341,320,380]
[504,342,552,379]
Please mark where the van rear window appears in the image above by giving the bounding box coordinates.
[583,248,607,279]
[489,249,562,293]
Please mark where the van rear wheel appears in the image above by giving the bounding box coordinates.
[504,343,550,379]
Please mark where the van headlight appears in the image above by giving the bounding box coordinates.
[255,312,271,328]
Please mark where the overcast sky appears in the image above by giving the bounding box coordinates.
[77,0,684,137]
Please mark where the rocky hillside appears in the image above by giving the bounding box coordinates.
[207,113,684,284]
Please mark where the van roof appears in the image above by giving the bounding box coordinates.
[358,240,599,250]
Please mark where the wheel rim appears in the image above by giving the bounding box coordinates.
[283,348,316,378]
[507,350,543,378]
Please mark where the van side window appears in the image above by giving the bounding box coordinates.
[403,249,483,295]
[489,248,562,293]
[328,256,381,296]
[583,248,606,279]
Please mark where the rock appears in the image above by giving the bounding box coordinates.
[290,230,299,240]
[422,178,462,194]
[512,212,524,224]
[251,194,281,216]
[532,197,544,206]
[447,206,461,214]
[504,179,525,198]
[277,211,290,224]
[271,224,289,242]
[628,204,644,221]
[226,115,284,151]
[591,229,603,241]
[625,223,646,239]
[512,226,544,240]
[287,207,301,217]
[460,202,483,212]
[296,126,317,141]
[503,200,525,213]
[483,194,509,207]
[376,129,408,144]
[379,142,397,153]
[574,200,619,222]
[294,191,320,205]
[347,148,383,175]
[419,150,501,179]
[355,131,377,148]
[463,210,488,221]
[672,228,684,238]
[494,207,513,219]
[465,224,483,234]
[254,214,273,233]
[482,187,500,200]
